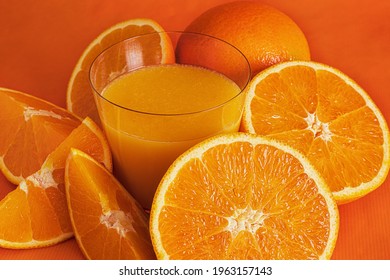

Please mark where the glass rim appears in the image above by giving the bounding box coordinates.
[89,30,252,117]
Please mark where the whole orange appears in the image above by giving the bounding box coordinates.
[181,1,311,76]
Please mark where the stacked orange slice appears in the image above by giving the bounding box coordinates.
[242,61,390,204]
[0,88,111,248]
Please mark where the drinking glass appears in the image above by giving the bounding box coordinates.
[90,31,251,209]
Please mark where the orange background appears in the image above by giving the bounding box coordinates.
[0,0,389,260]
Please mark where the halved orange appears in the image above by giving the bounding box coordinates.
[150,133,339,260]
[0,118,112,248]
[0,87,81,185]
[241,61,390,204]
[66,18,174,125]
[65,149,155,260]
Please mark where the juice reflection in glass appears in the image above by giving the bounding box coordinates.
[90,32,250,209]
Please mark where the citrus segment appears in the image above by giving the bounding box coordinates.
[150,133,339,260]
[65,149,155,260]
[242,61,390,204]
[0,118,112,248]
[67,18,174,125]
[0,87,81,185]
[181,1,310,77]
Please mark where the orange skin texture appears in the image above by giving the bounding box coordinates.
[183,1,311,76]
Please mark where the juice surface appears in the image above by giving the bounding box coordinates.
[103,64,240,114]
[100,64,243,209]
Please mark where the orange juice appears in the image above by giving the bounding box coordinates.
[99,64,243,208]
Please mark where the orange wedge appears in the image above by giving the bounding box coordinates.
[65,149,155,260]
[66,18,174,125]
[0,118,112,248]
[242,61,390,204]
[150,133,339,260]
[0,87,81,185]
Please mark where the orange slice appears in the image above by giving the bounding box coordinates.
[65,149,155,260]
[150,133,339,260]
[0,118,112,248]
[242,61,390,204]
[66,18,174,125]
[0,87,81,185]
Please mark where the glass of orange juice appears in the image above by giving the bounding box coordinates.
[90,31,250,209]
